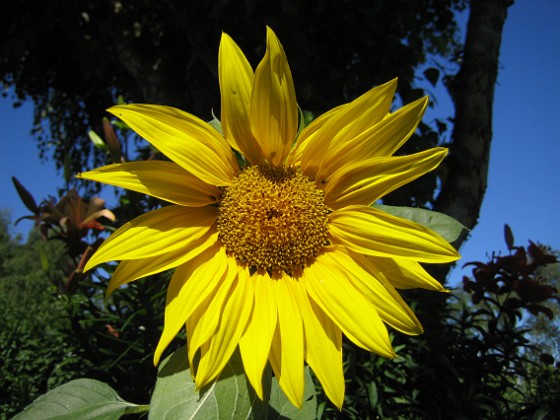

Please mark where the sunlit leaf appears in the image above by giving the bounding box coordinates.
[150,346,317,419]
[374,204,467,243]
[13,379,145,420]
[88,130,108,151]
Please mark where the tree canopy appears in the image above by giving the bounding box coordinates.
[2,0,464,197]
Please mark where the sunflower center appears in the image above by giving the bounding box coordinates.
[217,164,330,274]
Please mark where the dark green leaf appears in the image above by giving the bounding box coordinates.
[13,378,145,420]
[150,346,316,419]
[374,204,467,243]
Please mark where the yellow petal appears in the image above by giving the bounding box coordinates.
[287,103,344,167]
[323,249,423,335]
[84,205,217,272]
[371,96,430,157]
[239,270,277,400]
[317,96,428,182]
[107,104,237,186]
[250,27,298,166]
[154,243,227,365]
[219,32,263,165]
[304,252,395,358]
[299,79,397,180]
[268,272,304,408]
[290,277,344,409]
[324,148,448,209]
[106,229,219,298]
[328,205,460,263]
[78,161,219,207]
[364,256,446,291]
[196,264,253,386]
[188,256,238,373]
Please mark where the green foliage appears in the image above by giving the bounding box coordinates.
[0,195,167,417]
[16,348,316,419]
[522,364,560,417]
[13,379,147,420]
[0,214,90,418]
[315,339,424,419]
[150,347,316,419]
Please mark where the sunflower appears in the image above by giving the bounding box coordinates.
[80,27,460,409]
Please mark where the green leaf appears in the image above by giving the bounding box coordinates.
[374,204,467,243]
[150,346,317,419]
[268,363,317,419]
[88,130,108,152]
[13,378,146,420]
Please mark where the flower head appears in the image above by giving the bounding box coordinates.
[80,27,460,408]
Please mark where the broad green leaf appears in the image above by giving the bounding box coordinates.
[150,346,317,419]
[374,204,467,243]
[268,364,317,419]
[13,378,146,420]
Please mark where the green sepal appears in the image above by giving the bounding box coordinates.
[207,115,223,135]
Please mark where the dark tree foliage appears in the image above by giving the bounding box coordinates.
[2,0,464,200]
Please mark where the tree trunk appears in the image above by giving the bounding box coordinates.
[434,0,514,257]
[415,5,514,413]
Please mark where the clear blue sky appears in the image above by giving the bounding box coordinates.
[1,1,559,286]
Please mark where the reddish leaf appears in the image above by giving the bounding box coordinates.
[504,224,514,250]
[12,176,39,214]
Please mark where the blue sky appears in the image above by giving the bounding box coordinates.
[1,1,559,286]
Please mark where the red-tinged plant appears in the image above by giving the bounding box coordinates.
[12,177,115,293]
